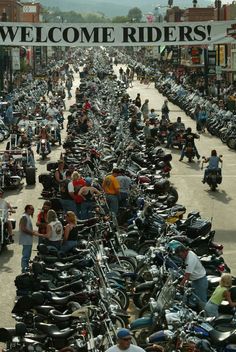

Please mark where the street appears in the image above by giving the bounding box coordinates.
[0,67,236,330]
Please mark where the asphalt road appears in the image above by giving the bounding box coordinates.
[0,66,236,331]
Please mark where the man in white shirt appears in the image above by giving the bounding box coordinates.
[105,329,145,352]
[176,245,208,308]
[46,103,59,118]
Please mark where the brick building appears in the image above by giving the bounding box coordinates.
[21,2,42,23]
[0,0,23,21]
[165,7,185,22]
[182,7,215,22]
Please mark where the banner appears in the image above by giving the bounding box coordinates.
[0,21,235,47]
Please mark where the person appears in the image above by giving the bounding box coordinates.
[47,77,53,96]
[166,117,185,148]
[102,169,120,215]
[37,126,51,154]
[105,328,145,352]
[46,102,58,118]
[5,102,13,127]
[79,177,101,219]
[116,170,132,208]
[129,115,139,138]
[148,108,158,122]
[75,87,80,103]
[72,171,86,218]
[141,99,149,121]
[119,67,123,80]
[60,170,78,216]
[205,274,236,317]
[134,93,141,108]
[36,200,52,244]
[179,127,200,161]
[175,245,208,309]
[47,115,62,145]
[0,189,15,242]
[66,77,72,99]
[43,209,63,249]
[197,106,208,133]
[54,160,65,189]
[202,150,223,183]
[143,120,154,146]
[161,100,169,119]
[19,205,40,273]
[61,211,78,254]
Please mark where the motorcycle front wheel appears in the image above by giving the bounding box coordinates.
[227,137,236,150]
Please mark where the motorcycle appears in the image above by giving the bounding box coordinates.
[184,143,196,163]
[37,139,50,160]
[202,156,223,191]
[0,208,16,252]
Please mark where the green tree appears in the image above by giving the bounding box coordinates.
[127,7,142,22]
[112,16,129,23]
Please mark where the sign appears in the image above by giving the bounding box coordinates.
[0,21,235,47]
[11,48,20,70]
[23,5,37,14]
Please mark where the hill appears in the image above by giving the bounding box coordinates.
[38,0,212,17]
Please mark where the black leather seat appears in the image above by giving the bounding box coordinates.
[209,329,236,345]
[35,305,55,316]
[49,309,72,322]
[36,323,75,339]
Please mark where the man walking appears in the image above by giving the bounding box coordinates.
[175,245,208,309]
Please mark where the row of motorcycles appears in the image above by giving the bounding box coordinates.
[0,48,234,352]
[154,72,236,150]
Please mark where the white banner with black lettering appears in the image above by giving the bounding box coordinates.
[0,21,235,47]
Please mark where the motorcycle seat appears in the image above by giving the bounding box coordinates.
[35,305,55,315]
[54,262,72,270]
[36,323,74,339]
[209,329,236,345]
[51,294,74,305]
[49,309,73,322]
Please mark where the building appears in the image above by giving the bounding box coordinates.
[182,7,215,22]
[0,0,23,21]
[165,7,185,22]
[21,2,42,23]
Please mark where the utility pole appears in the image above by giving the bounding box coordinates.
[0,9,7,94]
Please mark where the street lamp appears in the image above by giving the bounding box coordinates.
[215,0,222,99]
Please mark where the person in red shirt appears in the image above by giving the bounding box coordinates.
[83,99,91,112]
[72,171,86,219]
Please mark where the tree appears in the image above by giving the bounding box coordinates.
[127,7,142,22]
[112,16,129,23]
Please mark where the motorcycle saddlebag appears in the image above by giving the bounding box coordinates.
[217,174,222,184]
[15,273,41,291]
[185,218,212,239]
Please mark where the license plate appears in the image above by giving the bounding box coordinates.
[201,323,213,332]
